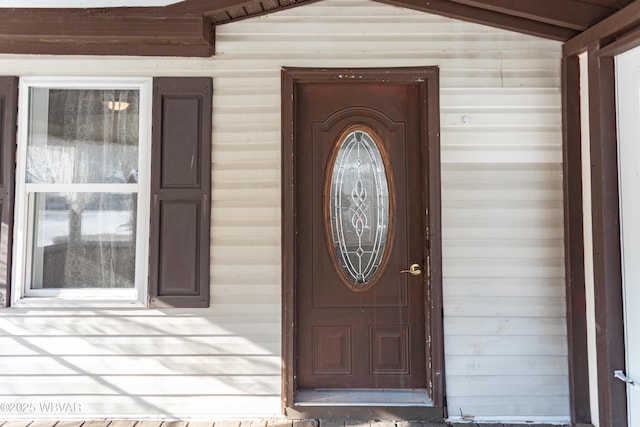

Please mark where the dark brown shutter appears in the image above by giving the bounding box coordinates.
[149,77,212,308]
[0,77,17,308]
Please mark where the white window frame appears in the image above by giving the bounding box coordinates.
[11,76,152,307]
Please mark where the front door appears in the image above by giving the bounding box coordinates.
[616,46,640,427]
[282,67,443,414]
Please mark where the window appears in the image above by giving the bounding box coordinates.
[2,76,211,308]
[11,77,152,305]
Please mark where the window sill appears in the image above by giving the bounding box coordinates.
[11,297,146,308]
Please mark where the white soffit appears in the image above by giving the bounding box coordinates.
[0,0,180,7]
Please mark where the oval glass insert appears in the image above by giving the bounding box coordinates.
[327,126,391,289]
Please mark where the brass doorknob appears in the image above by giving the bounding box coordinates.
[400,263,422,276]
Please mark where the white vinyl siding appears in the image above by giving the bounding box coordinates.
[0,0,567,421]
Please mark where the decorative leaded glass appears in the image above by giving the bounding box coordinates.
[328,127,390,288]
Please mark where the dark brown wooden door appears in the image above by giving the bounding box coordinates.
[296,81,427,389]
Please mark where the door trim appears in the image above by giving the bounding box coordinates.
[281,67,444,419]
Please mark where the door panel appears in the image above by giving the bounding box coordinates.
[296,82,426,390]
[616,46,640,427]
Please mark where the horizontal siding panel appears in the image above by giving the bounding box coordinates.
[443,215,562,229]
[445,335,568,356]
[444,278,566,298]
[211,237,279,248]
[216,284,280,297]
[211,51,559,63]
[219,22,508,34]
[218,39,559,54]
[214,141,279,152]
[213,150,280,163]
[211,206,280,219]
[211,227,279,241]
[211,294,280,305]
[1,355,281,376]
[442,164,562,182]
[211,159,279,171]
[0,318,280,336]
[444,205,563,220]
[210,269,280,284]
[212,114,279,128]
[442,132,562,146]
[446,375,569,397]
[3,375,280,396]
[446,355,569,376]
[213,122,279,133]
[441,110,560,127]
[211,245,279,261]
[211,255,279,266]
[444,242,563,259]
[444,296,566,317]
[443,227,562,240]
[444,317,567,336]
[211,133,280,145]
[443,257,563,278]
[442,187,562,201]
[0,336,279,356]
[211,188,279,202]
[440,88,561,107]
[443,198,562,208]
[212,216,280,228]
[441,146,561,163]
[208,199,280,208]
[447,396,570,417]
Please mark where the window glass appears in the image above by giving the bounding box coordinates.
[328,127,390,287]
[30,192,136,289]
[22,85,144,292]
[27,88,139,184]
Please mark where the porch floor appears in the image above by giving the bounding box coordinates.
[0,420,566,427]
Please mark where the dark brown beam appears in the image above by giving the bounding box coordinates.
[597,25,640,56]
[0,9,214,57]
[447,0,615,30]
[163,0,319,20]
[561,54,591,426]
[587,42,628,427]
[374,0,579,41]
[164,0,255,14]
[564,0,640,54]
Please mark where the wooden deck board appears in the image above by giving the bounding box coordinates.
[81,421,111,427]
[55,421,84,427]
[108,421,138,427]
[135,421,163,427]
[28,422,59,427]
[161,422,188,427]
[1,421,33,427]
[186,422,214,427]
[213,421,241,427]
[0,421,558,427]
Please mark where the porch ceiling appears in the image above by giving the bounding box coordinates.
[190,0,633,34]
[0,0,637,56]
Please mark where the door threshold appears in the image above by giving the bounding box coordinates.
[288,389,441,420]
[295,389,433,407]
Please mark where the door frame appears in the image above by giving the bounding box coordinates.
[281,67,444,419]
